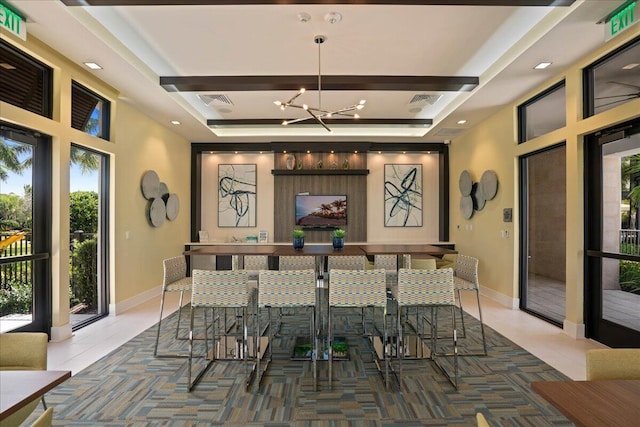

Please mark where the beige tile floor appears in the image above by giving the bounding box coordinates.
[46,292,608,380]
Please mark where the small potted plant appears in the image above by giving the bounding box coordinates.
[293,229,305,249]
[332,228,346,249]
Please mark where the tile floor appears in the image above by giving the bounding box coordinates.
[46,291,608,380]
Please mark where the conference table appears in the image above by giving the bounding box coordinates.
[531,380,640,427]
[0,370,71,421]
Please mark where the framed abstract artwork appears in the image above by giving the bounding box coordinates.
[384,164,423,227]
[218,164,257,227]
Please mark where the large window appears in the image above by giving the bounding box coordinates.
[71,82,110,140]
[584,36,640,118]
[0,39,52,118]
[518,81,566,143]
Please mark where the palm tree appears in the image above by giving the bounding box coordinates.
[622,154,640,230]
[0,138,29,182]
[70,146,100,174]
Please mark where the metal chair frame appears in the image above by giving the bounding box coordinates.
[187,269,255,392]
[256,269,318,391]
[453,254,487,356]
[328,269,389,390]
[394,268,459,389]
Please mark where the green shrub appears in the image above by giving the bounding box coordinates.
[70,237,98,309]
[0,280,32,316]
[620,260,640,295]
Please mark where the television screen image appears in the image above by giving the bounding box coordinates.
[295,195,347,227]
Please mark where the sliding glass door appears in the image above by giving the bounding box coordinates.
[519,144,567,326]
[0,123,51,334]
[586,120,640,347]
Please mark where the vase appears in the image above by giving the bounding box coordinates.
[293,237,304,249]
[332,237,344,249]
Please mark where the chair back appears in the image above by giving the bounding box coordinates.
[244,255,269,271]
[329,269,387,307]
[191,269,249,308]
[328,255,366,271]
[374,254,396,271]
[163,256,187,287]
[454,254,479,288]
[258,269,316,308]
[31,407,54,427]
[0,332,48,370]
[396,268,455,306]
[586,348,640,380]
[279,255,316,271]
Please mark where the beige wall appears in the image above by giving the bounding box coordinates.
[1,33,191,340]
[449,26,640,336]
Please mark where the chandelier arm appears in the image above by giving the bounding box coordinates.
[286,91,305,104]
[306,108,331,132]
[284,116,315,125]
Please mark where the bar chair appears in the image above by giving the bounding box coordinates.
[453,254,487,356]
[256,269,318,390]
[278,255,316,271]
[154,255,192,358]
[374,254,398,289]
[328,269,389,390]
[187,269,255,392]
[394,268,459,389]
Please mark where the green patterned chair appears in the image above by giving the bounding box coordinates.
[243,255,269,281]
[188,269,254,391]
[154,255,193,358]
[257,269,318,390]
[328,269,389,390]
[394,268,459,389]
[453,254,487,356]
[278,255,316,271]
[374,254,398,289]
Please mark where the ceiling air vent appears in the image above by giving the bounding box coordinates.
[197,94,234,106]
[409,94,443,105]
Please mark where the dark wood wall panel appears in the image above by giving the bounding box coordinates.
[274,175,367,243]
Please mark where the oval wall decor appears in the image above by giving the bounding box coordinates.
[141,170,160,200]
[472,183,486,211]
[148,197,166,227]
[480,170,498,200]
[158,182,170,199]
[460,195,474,220]
[459,170,472,196]
[165,193,180,221]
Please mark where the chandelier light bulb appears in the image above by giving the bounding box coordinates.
[326,113,332,117]
[303,104,309,110]
[299,88,306,94]
[274,101,281,106]
[359,100,366,105]
[282,120,288,125]
[354,114,360,119]
[356,104,364,110]
[280,105,285,110]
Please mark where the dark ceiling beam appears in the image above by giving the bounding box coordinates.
[61,1,576,6]
[207,118,433,126]
[161,76,478,92]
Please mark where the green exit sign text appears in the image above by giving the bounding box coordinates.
[608,1,637,40]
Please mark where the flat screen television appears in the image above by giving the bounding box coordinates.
[295,194,347,227]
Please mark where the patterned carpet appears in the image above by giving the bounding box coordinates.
[31,300,572,426]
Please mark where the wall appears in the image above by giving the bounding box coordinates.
[449,26,640,337]
[1,33,191,340]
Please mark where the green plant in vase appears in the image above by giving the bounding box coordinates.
[293,229,305,249]
[332,228,345,249]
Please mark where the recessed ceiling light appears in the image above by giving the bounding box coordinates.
[171,120,181,125]
[84,62,102,70]
[622,63,639,70]
[534,62,552,70]
[0,62,16,70]
[457,119,467,125]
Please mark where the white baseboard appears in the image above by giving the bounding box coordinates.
[50,323,72,342]
[109,286,162,316]
[481,286,519,309]
[563,319,586,339]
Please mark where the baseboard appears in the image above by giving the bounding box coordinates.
[50,323,73,342]
[563,319,586,339]
[481,286,519,309]
[109,286,161,316]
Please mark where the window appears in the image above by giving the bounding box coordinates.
[584,36,640,118]
[518,81,566,143]
[0,39,52,118]
[71,82,110,140]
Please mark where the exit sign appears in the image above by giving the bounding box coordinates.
[0,1,26,41]
[606,0,637,41]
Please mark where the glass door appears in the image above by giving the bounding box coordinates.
[519,144,567,326]
[69,144,109,330]
[0,123,51,333]
[586,120,640,347]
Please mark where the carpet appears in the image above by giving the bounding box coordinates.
[32,303,572,426]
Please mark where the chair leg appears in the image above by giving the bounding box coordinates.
[188,307,195,391]
[397,306,404,385]
[382,305,388,391]
[175,290,184,339]
[328,306,333,390]
[41,396,47,410]
[475,289,488,356]
[310,305,317,391]
[153,291,166,357]
[456,289,467,338]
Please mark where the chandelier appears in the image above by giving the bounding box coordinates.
[274,35,366,132]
